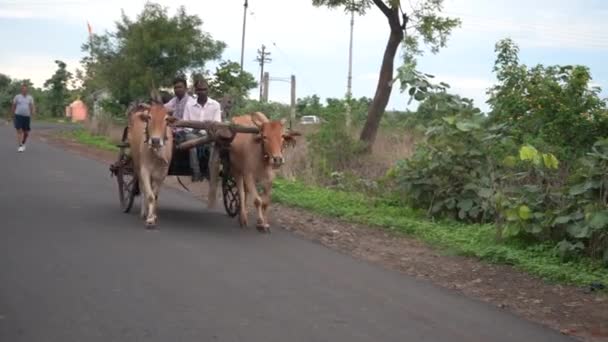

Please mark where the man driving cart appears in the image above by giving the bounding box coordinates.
[171,78,223,182]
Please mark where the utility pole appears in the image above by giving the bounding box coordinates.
[345,9,355,129]
[256,44,271,101]
[262,72,269,102]
[240,0,248,72]
[290,74,296,129]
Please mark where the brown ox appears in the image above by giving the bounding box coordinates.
[128,100,178,228]
[224,112,300,232]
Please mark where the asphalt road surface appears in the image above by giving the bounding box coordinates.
[0,123,573,342]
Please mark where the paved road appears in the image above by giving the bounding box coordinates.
[0,124,573,342]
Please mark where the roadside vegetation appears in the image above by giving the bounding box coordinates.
[3,1,607,287]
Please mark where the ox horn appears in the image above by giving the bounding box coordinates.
[149,88,163,104]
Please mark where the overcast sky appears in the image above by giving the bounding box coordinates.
[1,0,607,112]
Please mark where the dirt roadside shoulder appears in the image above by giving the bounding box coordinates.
[35,128,608,342]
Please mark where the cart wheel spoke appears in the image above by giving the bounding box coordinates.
[222,174,240,217]
[115,147,137,213]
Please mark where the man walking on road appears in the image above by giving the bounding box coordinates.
[11,83,35,152]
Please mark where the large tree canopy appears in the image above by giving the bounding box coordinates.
[44,60,73,117]
[79,1,225,107]
[207,60,258,105]
[312,0,460,151]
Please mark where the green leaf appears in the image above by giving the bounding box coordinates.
[542,153,559,169]
[442,116,456,125]
[502,156,518,168]
[414,91,426,101]
[588,210,608,230]
[569,182,592,196]
[478,188,494,198]
[528,224,543,234]
[455,121,481,132]
[553,215,572,225]
[505,209,519,222]
[567,222,590,239]
[519,145,541,165]
[431,200,445,214]
[457,199,474,211]
[518,205,532,220]
[458,209,467,220]
[503,224,521,237]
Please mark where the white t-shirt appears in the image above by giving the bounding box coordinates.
[13,94,34,116]
[182,97,222,123]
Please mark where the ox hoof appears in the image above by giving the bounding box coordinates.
[145,218,157,229]
[256,223,271,233]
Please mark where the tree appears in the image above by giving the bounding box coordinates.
[80,1,225,107]
[44,60,73,117]
[411,92,479,125]
[312,0,460,151]
[487,38,608,160]
[296,95,322,117]
[0,74,13,113]
[0,75,38,117]
[207,60,257,105]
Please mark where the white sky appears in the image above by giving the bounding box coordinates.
[1,0,606,112]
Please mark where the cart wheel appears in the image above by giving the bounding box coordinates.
[116,149,138,213]
[222,172,240,217]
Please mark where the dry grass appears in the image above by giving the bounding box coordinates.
[279,123,418,183]
[81,115,418,185]
[277,123,316,182]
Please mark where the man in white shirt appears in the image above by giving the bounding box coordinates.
[182,79,222,182]
[11,84,35,152]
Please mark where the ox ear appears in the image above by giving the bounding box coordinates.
[136,103,151,111]
[137,111,151,122]
[282,130,300,148]
[285,130,301,137]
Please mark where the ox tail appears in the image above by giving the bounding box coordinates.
[176,176,191,193]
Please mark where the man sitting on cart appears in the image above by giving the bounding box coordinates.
[179,78,223,182]
[164,76,192,119]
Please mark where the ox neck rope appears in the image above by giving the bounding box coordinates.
[257,132,288,165]
[249,114,287,165]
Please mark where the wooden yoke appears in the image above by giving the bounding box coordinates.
[171,120,260,150]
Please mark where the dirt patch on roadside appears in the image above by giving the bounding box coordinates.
[38,129,608,342]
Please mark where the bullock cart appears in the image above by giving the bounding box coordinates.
[109,120,259,217]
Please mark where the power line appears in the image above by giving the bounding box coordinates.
[242,5,320,97]
[270,41,319,96]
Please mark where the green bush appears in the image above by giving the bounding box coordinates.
[307,112,365,180]
[388,106,510,223]
[388,104,607,262]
